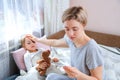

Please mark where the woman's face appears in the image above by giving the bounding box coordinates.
[64,19,84,41]
[24,37,37,52]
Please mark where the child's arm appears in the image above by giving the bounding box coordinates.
[24,53,33,71]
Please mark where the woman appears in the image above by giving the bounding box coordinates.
[33,6,104,80]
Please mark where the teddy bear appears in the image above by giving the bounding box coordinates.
[36,50,51,76]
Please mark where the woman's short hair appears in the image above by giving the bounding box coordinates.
[62,6,88,26]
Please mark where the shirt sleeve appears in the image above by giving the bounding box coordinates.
[24,52,33,71]
[86,45,104,69]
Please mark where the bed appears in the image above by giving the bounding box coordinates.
[11,30,120,80]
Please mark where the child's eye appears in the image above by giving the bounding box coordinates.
[27,42,31,44]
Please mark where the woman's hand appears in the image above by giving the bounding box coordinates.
[25,34,37,42]
[63,66,81,79]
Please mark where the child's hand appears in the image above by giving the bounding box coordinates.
[52,58,59,62]
[39,62,48,69]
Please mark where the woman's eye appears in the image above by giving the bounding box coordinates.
[65,28,69,31]
[73,28,78,31]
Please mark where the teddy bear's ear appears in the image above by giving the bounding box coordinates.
[47,50,50,53]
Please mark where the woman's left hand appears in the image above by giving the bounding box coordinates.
[63,66,81,78]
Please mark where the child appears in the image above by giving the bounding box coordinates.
[15,34,68,80]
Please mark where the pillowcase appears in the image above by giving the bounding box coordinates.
[12,48,26,70]
[99,44,120,80]
[11,42,50,71]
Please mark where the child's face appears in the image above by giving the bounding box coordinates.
[24,37,37,52]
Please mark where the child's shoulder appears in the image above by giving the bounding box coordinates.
[37,48,45,53]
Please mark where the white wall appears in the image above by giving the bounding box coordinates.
[70,0,120,36]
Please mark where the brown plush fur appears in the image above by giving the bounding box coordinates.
[36,50,51,76]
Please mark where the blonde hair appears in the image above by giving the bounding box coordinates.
[21,35,26,48]
[62,6,88,26]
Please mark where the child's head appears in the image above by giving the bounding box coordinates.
[62,6,88,27]
[21,34,38,52]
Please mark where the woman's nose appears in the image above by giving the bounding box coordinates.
[68,30,74,36]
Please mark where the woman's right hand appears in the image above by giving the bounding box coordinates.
[30,35,47,42]
[63,66,81,79]
[25,34,37,42]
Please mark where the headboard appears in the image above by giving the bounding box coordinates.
[47,30,120,48]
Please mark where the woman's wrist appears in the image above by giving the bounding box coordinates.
[37,37,44,43]
[75,71,82,80]
[37,38,41,42]
[38,36,47,42]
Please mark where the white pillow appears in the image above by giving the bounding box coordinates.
[12,48,26,70]
[100,44,120,61]
[100,44,120,80]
